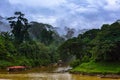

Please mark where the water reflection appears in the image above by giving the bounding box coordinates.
[0,73,72,80]
[0,67,120,80]
[28,73,72,80]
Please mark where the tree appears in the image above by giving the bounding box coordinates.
[0,34,16,61]
[7,12,31,44]
[58,37,83,62]
[91,22,120,61]
[29,22,61,45]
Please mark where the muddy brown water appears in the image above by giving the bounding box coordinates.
[0,66,120,80]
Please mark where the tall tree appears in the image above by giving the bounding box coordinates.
[7,12,31,44]
[30,22,56,45]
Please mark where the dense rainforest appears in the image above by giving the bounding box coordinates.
[1,11,120,73]
[58,20,120,72]
[0,12,64,68]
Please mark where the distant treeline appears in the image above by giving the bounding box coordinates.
[58,20,120,67]
[0,12,64,68]
[1,12,120,69]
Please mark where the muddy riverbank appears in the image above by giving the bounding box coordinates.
[0,66,120,80]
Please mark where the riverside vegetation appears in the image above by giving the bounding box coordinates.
[58,20,120,74]
[1,12,120,75]
[0,12,64,68]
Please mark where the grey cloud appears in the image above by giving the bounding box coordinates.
[0,0,120,31]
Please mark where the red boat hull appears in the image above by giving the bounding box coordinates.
[7,66,26,71]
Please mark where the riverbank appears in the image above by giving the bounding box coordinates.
[70,61,120,78]
[0,66,119,80]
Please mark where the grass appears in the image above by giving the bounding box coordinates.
[70,61,120,74]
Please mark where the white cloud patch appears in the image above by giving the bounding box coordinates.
[85,0,120,11]
[75,6,98,13]
[9,0,67,8]
[0,0,120,30]
[104,0,120,11]
[31,14,57,26]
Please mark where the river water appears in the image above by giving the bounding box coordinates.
[0,66,120,80]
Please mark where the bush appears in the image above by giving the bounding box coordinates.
[0,60,13,68]
[70,59,81,68]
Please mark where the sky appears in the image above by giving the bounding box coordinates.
[0,0,120,29]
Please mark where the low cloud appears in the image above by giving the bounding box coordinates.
[0,0,120,30]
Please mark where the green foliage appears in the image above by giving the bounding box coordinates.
[29,22,63,45]
[91,22,120,61]
[58,37,83,61]
[71,61,120,74]
[58,20,120,65]
[2,12,120,71]
[70,59,81,68]
[0,34,16,61]
[48,45,60,63]
[18,41,51,66]
[11,56,31,66]
[7,12,31,44]
[58,29,99,62]
[0,33,60,68]
[29,22,65,45]
[2,11,120,73]
[0,60,13,68]
[0,12,62,68]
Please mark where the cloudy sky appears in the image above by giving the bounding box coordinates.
[0,0,120,29]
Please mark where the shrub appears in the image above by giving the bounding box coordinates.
[70,59,81,68]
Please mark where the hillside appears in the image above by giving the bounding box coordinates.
[58,20,120,74]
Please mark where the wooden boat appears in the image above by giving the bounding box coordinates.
[7,66,27,71]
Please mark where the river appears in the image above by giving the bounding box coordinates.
[0,66,120,80]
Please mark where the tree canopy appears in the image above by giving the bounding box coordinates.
[58,21,120,63]
[7,12,31,44]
